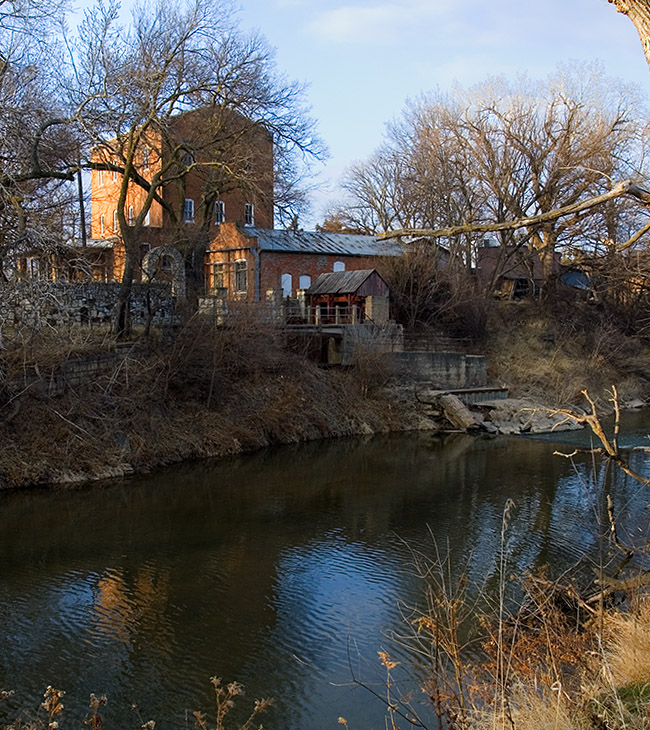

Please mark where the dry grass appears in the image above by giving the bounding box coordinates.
[0,678,271,730]
[484,301,650,406]
[407,546,650,730]
[606,600,650,688]
[0,311,418,489]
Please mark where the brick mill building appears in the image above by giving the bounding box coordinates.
[84,107,402,295]
[204,224,402,300]
[89,107,274,283]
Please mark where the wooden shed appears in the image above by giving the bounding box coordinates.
[306,269,390,324]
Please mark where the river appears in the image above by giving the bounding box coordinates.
[1,413,650,730]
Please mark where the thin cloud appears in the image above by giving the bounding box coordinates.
[305,1,447,44]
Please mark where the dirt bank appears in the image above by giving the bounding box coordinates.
[0,324,435,489]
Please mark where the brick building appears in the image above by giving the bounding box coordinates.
[204,224,403,300]
[86,107,405,295]
[90,107,274,282]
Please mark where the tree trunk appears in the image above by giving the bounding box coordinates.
[114,246,138,340]
[609,0,650,69]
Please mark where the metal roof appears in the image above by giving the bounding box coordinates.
[248,228,403,257]
[307,269,378,295]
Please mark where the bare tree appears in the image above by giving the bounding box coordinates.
[0,0,80,280]
[332,65,650,291]
[74,0,323,336]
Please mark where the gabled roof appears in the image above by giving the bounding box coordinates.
[307,269,381,295]
[247,228,403,257]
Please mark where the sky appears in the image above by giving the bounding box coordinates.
[75,0,650,227]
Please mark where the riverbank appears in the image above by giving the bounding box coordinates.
[0,322,436,489]
[2,299,650,489]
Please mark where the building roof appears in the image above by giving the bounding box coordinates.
[247,228,403,257]
[307,269,381,295]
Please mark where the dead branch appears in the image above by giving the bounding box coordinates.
[379,180,650,241]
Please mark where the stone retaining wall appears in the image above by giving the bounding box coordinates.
[0,282,175,330]
[387,351,487,388]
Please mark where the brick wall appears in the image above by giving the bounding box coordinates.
[206,224,391,300]
[258,251,383,297]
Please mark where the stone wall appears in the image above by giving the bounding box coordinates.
[387,351,487,388]
[0,282,176,330]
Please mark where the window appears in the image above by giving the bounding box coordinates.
[99,214,105,237]
[333,261,345,272]
[143,146,149,170]
[183,151,195,168]
[112,166,117,181]
[161,255,172,271]
[113,210,119,233]
[299,275,311,290]
[214,200,225,224]
[211,263,224,290]
[244,203,254,226]
[183,198,194,223]
[281,273,292,297]
[128,205,135,226]
[98,169,104,185]
[140,242,150,260]
[144,210,150,227]
[235,259,247,292]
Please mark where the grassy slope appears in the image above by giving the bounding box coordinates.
[483,300,650,407]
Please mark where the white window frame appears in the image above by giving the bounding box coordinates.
[98,169,104,185]
[244,203,254,227]
[234,259,247,293]
[281,273,292,297]
[333,260,345,272]
[211,262,224,290]
[215,200,225,224]
[144,210,150,227]
[183,198,194,223]
[99,214,105,237]
[128,205,135,226]
[113,209,119,233]
[143,147,149,170]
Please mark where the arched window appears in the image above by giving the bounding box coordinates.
[281,273,292,297]
[333,261,345,272]
[299,275,311,290]
[215,201,225,224]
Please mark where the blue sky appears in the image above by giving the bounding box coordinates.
[233,0,650,225]
[76,0,650,226]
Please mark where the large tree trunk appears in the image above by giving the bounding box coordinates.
[609,0,650,69]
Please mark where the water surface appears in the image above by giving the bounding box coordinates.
[1,420,649,730]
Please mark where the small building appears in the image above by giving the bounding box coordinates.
[475,244,561,299]
[306,269,390,324]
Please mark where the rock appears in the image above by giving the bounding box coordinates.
[624,397,645,410]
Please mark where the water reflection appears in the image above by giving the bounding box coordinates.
[1,427,649,730]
